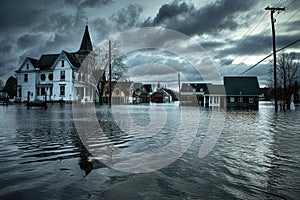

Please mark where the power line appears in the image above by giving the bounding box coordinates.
[277,7,300,31]
[218,12,268,65]
[240,38,300,75]
[265,6,285,112]
[228,12,269,65]
[234,6,300,69]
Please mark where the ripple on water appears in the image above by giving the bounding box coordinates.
[0,103,300,199]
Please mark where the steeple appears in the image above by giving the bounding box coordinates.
[78,24,93,53]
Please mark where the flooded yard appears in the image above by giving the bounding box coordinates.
[0,102,299,199]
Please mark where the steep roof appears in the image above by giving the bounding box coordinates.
[115,81,133,96]
[28,57,39,68]
[133,82,143,90]
[224,76,260,96]
[63,51,81,68]
[207,85,226,95]
[181,83,194,93]
[39,54,60,69]
[142,84,152,93]
[78,25,93,53]
[181,83,225,95]
[163,88,178,101]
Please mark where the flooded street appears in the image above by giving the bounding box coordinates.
[0,103,299,200]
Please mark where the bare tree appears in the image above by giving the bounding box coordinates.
[270,53,300,110]
[81,41,128,104]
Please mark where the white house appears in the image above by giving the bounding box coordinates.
[15,25,94,102]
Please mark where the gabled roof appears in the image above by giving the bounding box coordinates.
[63,51,81,68]
[142,84,152,93]
[15,57,39,72]
[17,25,93,73]
[181,83,226,95]
[163,88,178,101]
[181,83,194,93]
[78,25,93,53]
[115,81,133,96]
[224,76,260,96]
[28,57,39,68]
[207,85,226,95]
[39,54,60,69]
[132,82,143,90]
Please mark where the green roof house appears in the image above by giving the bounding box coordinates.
[224,76,260,110]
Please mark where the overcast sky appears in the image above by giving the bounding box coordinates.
[1,0,300,87]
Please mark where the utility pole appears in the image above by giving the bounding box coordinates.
[178,73,181,102]
[109,40,112,107]
[265,6,285,112]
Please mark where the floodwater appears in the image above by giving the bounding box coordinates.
[0,102,299,200]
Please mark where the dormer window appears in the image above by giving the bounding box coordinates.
[61,60,64,67]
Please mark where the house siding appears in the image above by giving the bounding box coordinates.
[15,25,94,103]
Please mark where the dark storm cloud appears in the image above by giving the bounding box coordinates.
[151,1,193,25]
[0,39,13,54]
[112,4,143,30]
[0,0,65,30]
[227,34,272,56]
[0,9,44,30]
[33,12,74,33]
[64,0,113,9]
[285,20,300,32]
[200,40,228,50]
[92,17,112,41]
[80,0,113,8]
[229,33,300,57]
[221,59,233,66]
[142,0,259,36]
[91,4,144,42]
[277,34,300,50]
[17,34,45,50]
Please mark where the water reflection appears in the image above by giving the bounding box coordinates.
[0,103,299,199]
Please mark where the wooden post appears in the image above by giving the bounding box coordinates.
[265,6,285,112]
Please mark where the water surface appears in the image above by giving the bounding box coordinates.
[0,103,299,199]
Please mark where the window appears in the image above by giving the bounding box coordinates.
[230,97,235,103]
[60,86,65,96]
[60,71,65,80]
[48,73,53,80]
[24,74,28,82]
[26,64,29,70]
[249,97,254,103]
[40,74,46,81]
[238,96,243,103]
[61,60,64,67]
[115,89,120,95]
[41,88,46,96]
